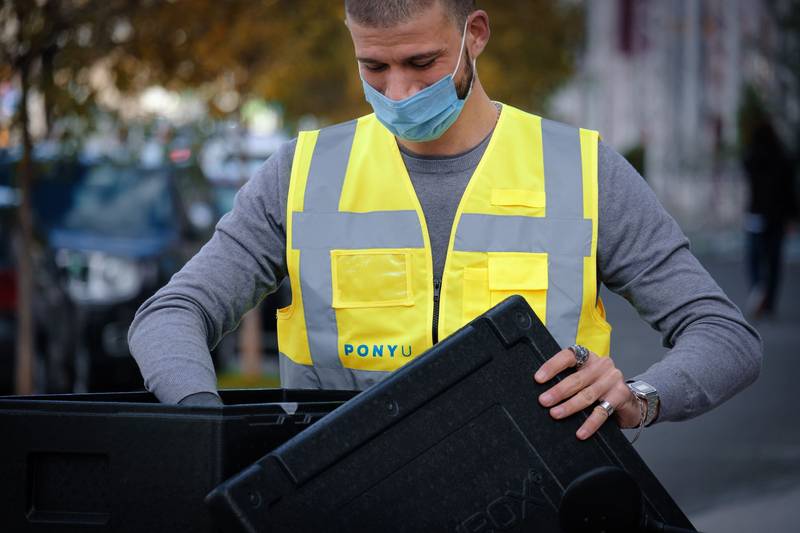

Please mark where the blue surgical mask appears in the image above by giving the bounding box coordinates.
[360,22,475,142]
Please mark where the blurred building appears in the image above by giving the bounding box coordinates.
[552,0,796,236]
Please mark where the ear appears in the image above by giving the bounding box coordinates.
[466,10,491,59]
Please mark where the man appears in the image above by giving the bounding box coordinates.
[129,0,761,442]
[742,113,797,319]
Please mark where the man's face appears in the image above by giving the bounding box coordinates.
[347,2,473,102]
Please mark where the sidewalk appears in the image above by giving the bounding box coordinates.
[691,482,800,532]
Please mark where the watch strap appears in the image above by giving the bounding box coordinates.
[626,380,659,427]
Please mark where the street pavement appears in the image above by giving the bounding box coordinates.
[606,252,800,532]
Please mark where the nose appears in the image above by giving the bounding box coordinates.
[384,73,425,102]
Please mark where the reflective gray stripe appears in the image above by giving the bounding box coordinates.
[542,118,583,218]
[453,119,590,349]
[454,215,591,256]
[541,119,587,346]
[304,120,357,211]
[279,352,324,388]
[295,121,358,373]
[299,249,339,368]
[293,211,424,250]
[279,353,392,390]
[545,255,586,351]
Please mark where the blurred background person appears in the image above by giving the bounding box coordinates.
[740,97,797,319]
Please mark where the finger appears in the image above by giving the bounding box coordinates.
[538,355,608,407]
[575,378,631,440]
[534,348,582,384]
[549,364,622,420]
[610,382,644,429]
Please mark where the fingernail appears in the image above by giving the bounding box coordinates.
[551,406,563,418]
[534,371,545,382]
[539,393,553,406]
[577,429,588,440]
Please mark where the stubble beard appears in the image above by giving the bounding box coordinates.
[455,49,474,100]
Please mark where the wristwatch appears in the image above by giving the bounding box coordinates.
[626,380,660,427]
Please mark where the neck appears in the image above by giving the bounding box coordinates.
[396,80,498,156]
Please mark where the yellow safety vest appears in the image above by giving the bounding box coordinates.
[276,104,611,389]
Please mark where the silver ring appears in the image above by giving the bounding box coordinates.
[568,344,590,368]
[596,400,615,417]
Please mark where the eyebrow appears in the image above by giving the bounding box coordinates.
[357,49,445,64]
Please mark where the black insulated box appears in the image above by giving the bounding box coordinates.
[206,296,696,532]
[0,388,355,532]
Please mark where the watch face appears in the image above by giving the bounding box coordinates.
[633,382,656,396]
[628,381,659,426]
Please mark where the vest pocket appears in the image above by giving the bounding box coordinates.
[490,188,546,217]
[490,188,546,208]
[462,253,548,324]
[489,253,548,323]
[331,249,414,308]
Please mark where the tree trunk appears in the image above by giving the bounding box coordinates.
[14,63,36,396]
[41,45,56,138]
[240,306,262,380]
[235,114,262,381]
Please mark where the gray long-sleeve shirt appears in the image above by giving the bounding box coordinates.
[128,122,762,423]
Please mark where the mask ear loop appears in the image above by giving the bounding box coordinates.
[451,18,470,77]
[455,17,478,102]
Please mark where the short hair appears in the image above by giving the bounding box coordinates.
[345,0,476,31]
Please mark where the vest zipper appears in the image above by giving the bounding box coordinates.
[432,278,441,344]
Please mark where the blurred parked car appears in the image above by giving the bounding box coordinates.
[27,160,215,392]
[1,156,94,394]
[1,126,291,393]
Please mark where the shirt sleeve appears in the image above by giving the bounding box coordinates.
[596,142,763,423]
[128,139,297,404]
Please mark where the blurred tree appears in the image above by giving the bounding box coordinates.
[0,0,131,394]
[3,0,584,150]
[477,0,584,113]
[119,0,583,126]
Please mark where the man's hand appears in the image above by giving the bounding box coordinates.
[534,348,641,440]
